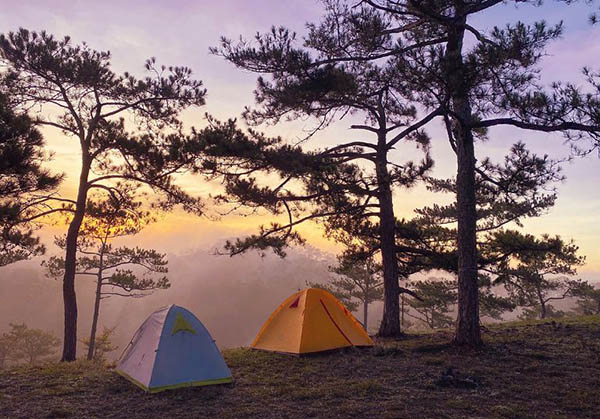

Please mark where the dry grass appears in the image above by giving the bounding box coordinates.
[1,316,599,418]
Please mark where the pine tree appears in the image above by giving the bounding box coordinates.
[81,326,118,363]
[310,248,383,330]
[0,334,13,368]
[43,193,169,361]
[210,13,436,337]
[1,323,60,365]
[571,281,600,316]
[494,235,585,319]
[406,278,457,329]
[355,0,599,345]
[405,275,515,328]
[0,29,205,360]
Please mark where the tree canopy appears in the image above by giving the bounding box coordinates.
[494,235,585,319]
[0,323,60,366]
[0,90,62,266]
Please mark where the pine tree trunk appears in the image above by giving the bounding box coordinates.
[540,303,547,319]
[401,294,405,329]
[363,300,369,332]
[61,157,91,362]
[446,10,483,347]
[536,285,547,319]
[376,134,402,338]
[87,260,104,361]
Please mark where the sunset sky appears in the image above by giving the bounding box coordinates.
[1,0,599,277]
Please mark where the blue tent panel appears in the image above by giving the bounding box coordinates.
[148,305,233,391]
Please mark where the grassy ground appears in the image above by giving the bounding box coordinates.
[1,316,600,419]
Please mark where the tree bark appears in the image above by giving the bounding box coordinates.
[363,300,369,332]
[446,7,483,346]
[540,303,547,319]
[376,132,402,337]
[536,285,547,319]
[61,156,91,362]
[87,244,104,361]
[401,293,405,329]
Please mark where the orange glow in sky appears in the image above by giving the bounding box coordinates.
[2,0,599,278]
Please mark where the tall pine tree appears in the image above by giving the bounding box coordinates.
[0,29,205,360]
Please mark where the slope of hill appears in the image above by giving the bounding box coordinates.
[1,316,599,418]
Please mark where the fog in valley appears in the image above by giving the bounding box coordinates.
[2,238,594,363]
[0,244,352,358]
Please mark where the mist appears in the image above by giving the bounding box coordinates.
[0,244,359,359]
[2,240,595,362]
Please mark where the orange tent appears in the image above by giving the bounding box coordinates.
[251,288,374,354]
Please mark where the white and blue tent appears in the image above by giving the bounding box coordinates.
[116,304,233,392]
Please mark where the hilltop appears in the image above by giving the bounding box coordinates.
[1,316,599,418]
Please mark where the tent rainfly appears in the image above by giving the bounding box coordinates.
[252,288,374,354]
[116,304,232,392]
